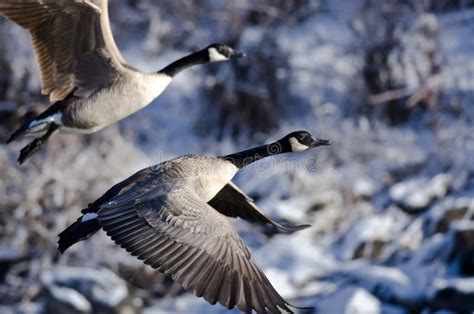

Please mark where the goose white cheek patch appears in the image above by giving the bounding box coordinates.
[208,48,229,62]
[289,137,309,152]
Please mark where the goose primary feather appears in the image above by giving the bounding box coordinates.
[57,131,331,313]
[1,0,245,164]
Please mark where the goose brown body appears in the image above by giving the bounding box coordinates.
[1,0,244,163]
[58,131,331,313]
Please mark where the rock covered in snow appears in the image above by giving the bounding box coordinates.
[389,174,452,211]
[44,285,91,314]
[341,209,409,260]
[353,177,379,200]
[316,287,381,314]
[42,266,137,314]
[331,264,424,309]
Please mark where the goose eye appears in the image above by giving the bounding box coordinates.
[297,133,306,141]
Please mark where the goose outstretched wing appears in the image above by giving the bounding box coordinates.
[97,184,293,313]
[0,0,126,101]
[209,182,311,234]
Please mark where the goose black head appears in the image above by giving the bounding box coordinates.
[206,43,246,62]
[281,131,331,152]
[222,130,331,168]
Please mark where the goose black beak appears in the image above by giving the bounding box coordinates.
[230,49,246,59]
[311,137,332,147]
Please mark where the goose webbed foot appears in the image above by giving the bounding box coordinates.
[271,221,312,234]
[17,124,59,164]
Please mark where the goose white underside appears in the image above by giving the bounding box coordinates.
[81,213,98,222]
[21,113,62,138]
[68,72,172,129]
[60,125,104,134]
[24,113,102,137]
[28,113,62,129]
[22,72,172,137]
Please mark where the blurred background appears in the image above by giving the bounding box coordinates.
[1,0,474,313]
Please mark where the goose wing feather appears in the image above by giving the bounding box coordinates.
[97,183,292,313]
[0,0,126,101]
[82,167,153,214]
[209,182,311,234]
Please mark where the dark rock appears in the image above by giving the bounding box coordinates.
[429,278,474,312]
[429,197,471,234]
[342,211,408,261]
[450,220,474,252]
[0,245,24,282]
[449,221,474,276]
[353,239,387,260]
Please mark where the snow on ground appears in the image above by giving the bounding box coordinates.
[0,1,473,313]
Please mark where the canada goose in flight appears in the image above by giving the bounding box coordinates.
[58,131,331,313]
[0,0,245,164]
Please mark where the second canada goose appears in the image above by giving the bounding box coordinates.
[57,130,331,313]
[0,0,245,164]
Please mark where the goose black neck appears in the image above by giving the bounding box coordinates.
[158,50,208,77]
[222,140,290,169]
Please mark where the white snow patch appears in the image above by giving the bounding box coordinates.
[346,288,381,314]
